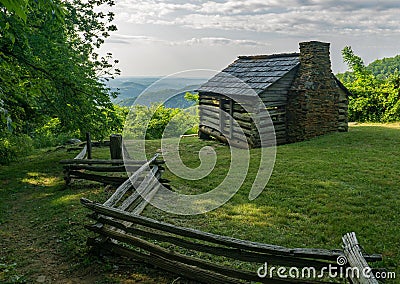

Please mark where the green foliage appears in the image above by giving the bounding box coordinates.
[0,0,121,142]
[339,47,400,122]
[31,118,75,148]
[342,46,366,76]
[367,55,400,79]
[0,134,33,165]
[125,104,199,140]
[184,91,199,104]
[0,0,28,22]
[338,51,400,82]
[28,104,128,148]
[0,0,124,161]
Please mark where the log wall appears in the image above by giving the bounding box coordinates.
[198,70,297,148]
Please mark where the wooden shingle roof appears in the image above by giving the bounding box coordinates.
[198,53,300,96]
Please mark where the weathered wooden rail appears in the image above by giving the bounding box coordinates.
[74,136,384,283]
[60,157,164,185]
[60,133,165,186]
[81,192,383,283]
[342,233,380,284]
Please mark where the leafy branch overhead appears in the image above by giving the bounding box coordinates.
[0,0,121,140]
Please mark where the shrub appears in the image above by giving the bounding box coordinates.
[124,103,199,140]
[31,118,80,148]
[0,134,33,165]
[341,46,400,122]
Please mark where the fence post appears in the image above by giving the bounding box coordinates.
[110,134,123,160]
[86,132,92,159]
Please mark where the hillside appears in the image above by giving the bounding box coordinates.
[337,54,400,81]
[107,77,207,108]
[367,55,400,78]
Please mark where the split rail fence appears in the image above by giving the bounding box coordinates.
[68,134,385,284]
[60,133,166,186]
[81,189,384,283]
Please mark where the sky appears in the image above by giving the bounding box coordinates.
[99,0,400,77]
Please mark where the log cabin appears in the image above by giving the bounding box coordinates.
[197,41,350,148]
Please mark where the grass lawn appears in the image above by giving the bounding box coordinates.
[0,123,399,283]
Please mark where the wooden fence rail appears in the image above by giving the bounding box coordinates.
[81,195,383,284]
[343,233,379,284]
[60,130,165,185]
[74,144,88,160]
[73,135,384,283]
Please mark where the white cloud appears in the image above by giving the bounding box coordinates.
[112,0,400,36]
[107,34,269,47]
[100,0,400,76]
[174,37,269,46]
[106,34,164,45]
[199,0,276,15]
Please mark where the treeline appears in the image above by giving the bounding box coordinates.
[368,55,400,79]
[337,47,400,122]
[0,0,124,164]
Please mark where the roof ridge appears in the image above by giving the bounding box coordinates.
[238,52,300,60]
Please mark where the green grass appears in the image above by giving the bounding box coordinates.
[143,123,400,281]
[0,123,399,283]
[0,146,181,283]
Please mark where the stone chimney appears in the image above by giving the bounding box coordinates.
[286,41,342,142]
[297,41,334,89]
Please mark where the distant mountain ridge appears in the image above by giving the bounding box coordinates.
[337,54,400,82]
[107,77,207,108]
[367,55,400,78]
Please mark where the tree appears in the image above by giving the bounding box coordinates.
[124,104,199,140]
[184,91,199,104]
[0,0,121,140]
[367,55,400,79]
[339,46,400,122]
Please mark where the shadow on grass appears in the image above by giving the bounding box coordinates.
[0,148,183,283]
